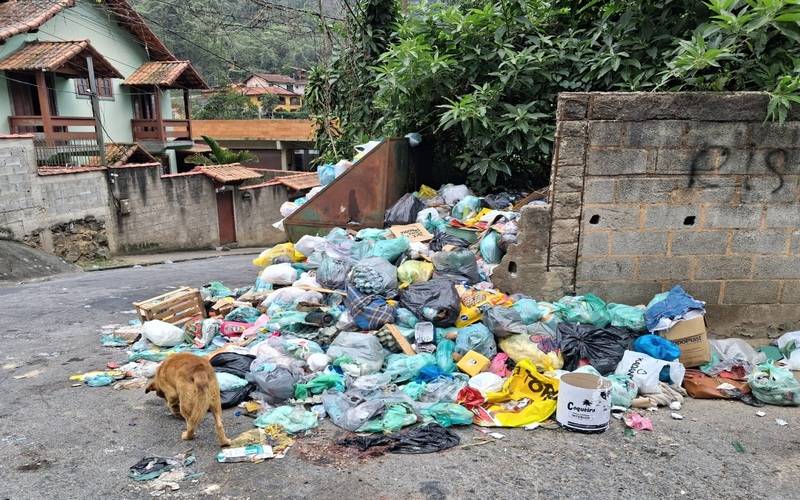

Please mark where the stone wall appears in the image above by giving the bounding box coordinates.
[494,92,800,338]
[234,183,291,247]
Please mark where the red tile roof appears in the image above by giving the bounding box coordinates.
[240,84,297,97]
[0,40,122,78]
[195,164,263,183]
[122,60,207,89]
[0,0,175,61]
[0,0,73,42]
[242,172,319,191]
[249,73,296,84]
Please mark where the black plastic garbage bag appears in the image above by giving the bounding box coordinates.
[557,323,640,375]
[220,383,254,409]
[482,192,514,210]
[432,249,481,284]
[483,307,527,338]
[246,367,299,404]
[428,230,470,252]
[385,193,425,226]
[399,279,460,327]
[210,352,255,378]
[336,423,460,454]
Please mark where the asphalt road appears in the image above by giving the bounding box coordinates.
[0,256,798,499]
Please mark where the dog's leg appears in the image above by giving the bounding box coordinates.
[180,400,201,441]
[210,393,231,447]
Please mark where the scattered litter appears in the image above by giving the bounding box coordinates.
[756,411,766,417]
[13,369,43,380]
[669,401,682,411]
[775,418,788,426]
[670,412,684,420]
[623,412,653,431]
[732,441,746,453]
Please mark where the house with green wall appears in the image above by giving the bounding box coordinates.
[0,0,206,171]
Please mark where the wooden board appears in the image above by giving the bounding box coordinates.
[385,324,416,355]
[133,286,206,326]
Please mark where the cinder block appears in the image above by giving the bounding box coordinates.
[557,121,587,138]
[730,230,789,254]
[579,231,609,256]
[695,256,752,280]
[574,281,661,306]
[610,231,668,255]
[559,94,589,120]
[555,136,586,166]
[550,218,580,244]
[638,256,692,280]
[753,256,800,279]
[671,231,728,255]
[749,122,800,148]
[626,121,687,147]
[685,122,749,147]
[704,206,762,229]
[680,281,722,304]
[765,205,800,228]
[782,281,800,303]
[576,257,636,281]
[588,121,626,146]
[644,205,699,229]
[583,178,615,203]
[793,230,800,255]
[586,148,650,175]
[550,242,579,267]
[552,192,582,219]
[582,205,640,230]
[741,176,798,204]
[616,177,683,203]
[586,92,769,121]
[656,146,715,174]
[722,280,780,304]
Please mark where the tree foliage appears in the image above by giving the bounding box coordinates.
[193,88,260,119]
[186,136,258,165]
[309,0,800,191]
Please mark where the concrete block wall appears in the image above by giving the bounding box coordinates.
[495,92,800,338]
[0,136,44,239]
[110,167,220,253]
[234,184,291,247]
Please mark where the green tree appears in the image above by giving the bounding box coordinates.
[185,136,258,165]
[194,88,259,119]
[259,94,282,118]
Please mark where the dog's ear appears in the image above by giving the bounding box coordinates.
[145,381,156,394]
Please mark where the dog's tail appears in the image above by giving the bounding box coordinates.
[192,369,212,390]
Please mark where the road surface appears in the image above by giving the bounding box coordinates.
[0,256,797,499]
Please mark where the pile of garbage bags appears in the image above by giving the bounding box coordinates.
[97,182,800,452]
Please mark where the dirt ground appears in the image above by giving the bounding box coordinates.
[0,256,797,499]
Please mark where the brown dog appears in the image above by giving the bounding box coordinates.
[146,352,231,446]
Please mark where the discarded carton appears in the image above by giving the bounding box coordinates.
[661,315,711,367]
[556,372,612,433]
[457,350,491,376]
[389,223,433,242]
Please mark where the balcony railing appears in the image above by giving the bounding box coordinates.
[131,119,191,142]
[9,115,100,167]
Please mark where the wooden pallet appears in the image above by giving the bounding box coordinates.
[133,286,206,326]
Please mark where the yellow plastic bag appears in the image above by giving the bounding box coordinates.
[252,243,304,267]
[455,303,482,328]
[472,359,560,427]
[416,184,438,200]
[498,334,563,369]
[397,260,434,288]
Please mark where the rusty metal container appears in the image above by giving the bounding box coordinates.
[283,138,417,242]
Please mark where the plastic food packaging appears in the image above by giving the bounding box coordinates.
[142,320,184,347]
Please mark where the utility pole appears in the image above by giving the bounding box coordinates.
[86,55,107,167]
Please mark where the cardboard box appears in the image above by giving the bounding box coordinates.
[389,223,432,242]
[661,315,711,367]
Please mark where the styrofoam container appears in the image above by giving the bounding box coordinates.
[556,372,612,433]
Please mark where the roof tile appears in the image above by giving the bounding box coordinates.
[122,61,207,89]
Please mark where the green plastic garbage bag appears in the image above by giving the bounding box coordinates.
[608,303,646,331]
[294,373,345,399]
[254,405,319,433]
[512,298,546,324]
[451,195,481,221]
[397,260,434,287]
[607,374,638,408]
[395,308,419,328]
[357,404,417,433]
[555,294,611,327]
[421,403,474,427]
[356,228,390,241]
[435,339,457,373]
[748,363,800,406]
[479,230,504,264]
[369,237,410,262]
[385,353,437,382]
[401,381,427,400]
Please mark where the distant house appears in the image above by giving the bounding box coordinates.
[0,0,207,171]
[242,71,305,112]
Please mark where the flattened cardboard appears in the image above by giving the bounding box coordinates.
[389,223,432,242]
[662,315,711,367]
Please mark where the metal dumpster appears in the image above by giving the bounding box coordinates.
[283,138,418,242]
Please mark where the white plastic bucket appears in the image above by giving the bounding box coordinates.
[556,372,612,433]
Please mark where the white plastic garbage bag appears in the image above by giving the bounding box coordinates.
[439,184,472,205]
[776,331,800,370]
[258,263,298,286]
[614,350,686,394]
[280,201,299,218]
[468,372,505,394]
[295,235,326,256]
[142,320,183,347]
[326,331,385,375]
